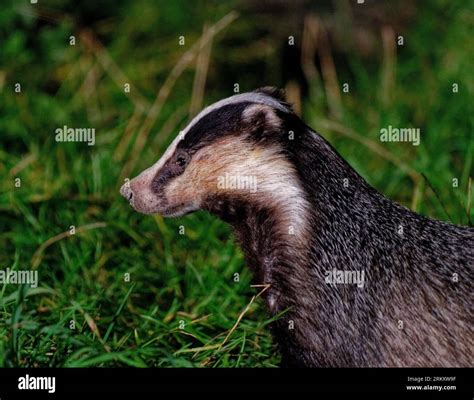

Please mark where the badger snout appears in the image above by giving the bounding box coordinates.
[120,167,165,215]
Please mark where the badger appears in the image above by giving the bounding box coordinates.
[120,87,473,367]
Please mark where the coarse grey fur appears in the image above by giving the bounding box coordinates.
[121,87,474,367]
[252,120,473,367]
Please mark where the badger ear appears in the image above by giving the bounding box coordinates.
[254,86,287,102]
[242,103,281,134]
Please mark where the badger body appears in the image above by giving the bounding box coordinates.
[121,87,474,367]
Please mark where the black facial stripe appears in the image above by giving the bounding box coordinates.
[151,154,187,194]
[178,102,252,151]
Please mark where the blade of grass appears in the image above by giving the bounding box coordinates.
[103,283,135,343]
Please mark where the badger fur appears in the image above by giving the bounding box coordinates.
[120,87,473,367]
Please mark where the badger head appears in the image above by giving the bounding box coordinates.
[120,87,309,225]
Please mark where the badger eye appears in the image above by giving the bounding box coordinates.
[175,154,187,167]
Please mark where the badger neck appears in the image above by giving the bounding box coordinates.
[229,198,312,312]
[203,164,314,314]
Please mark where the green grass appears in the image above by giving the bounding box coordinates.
[0,1,472,367]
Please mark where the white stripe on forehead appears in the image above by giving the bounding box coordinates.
[144,92,289,175]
